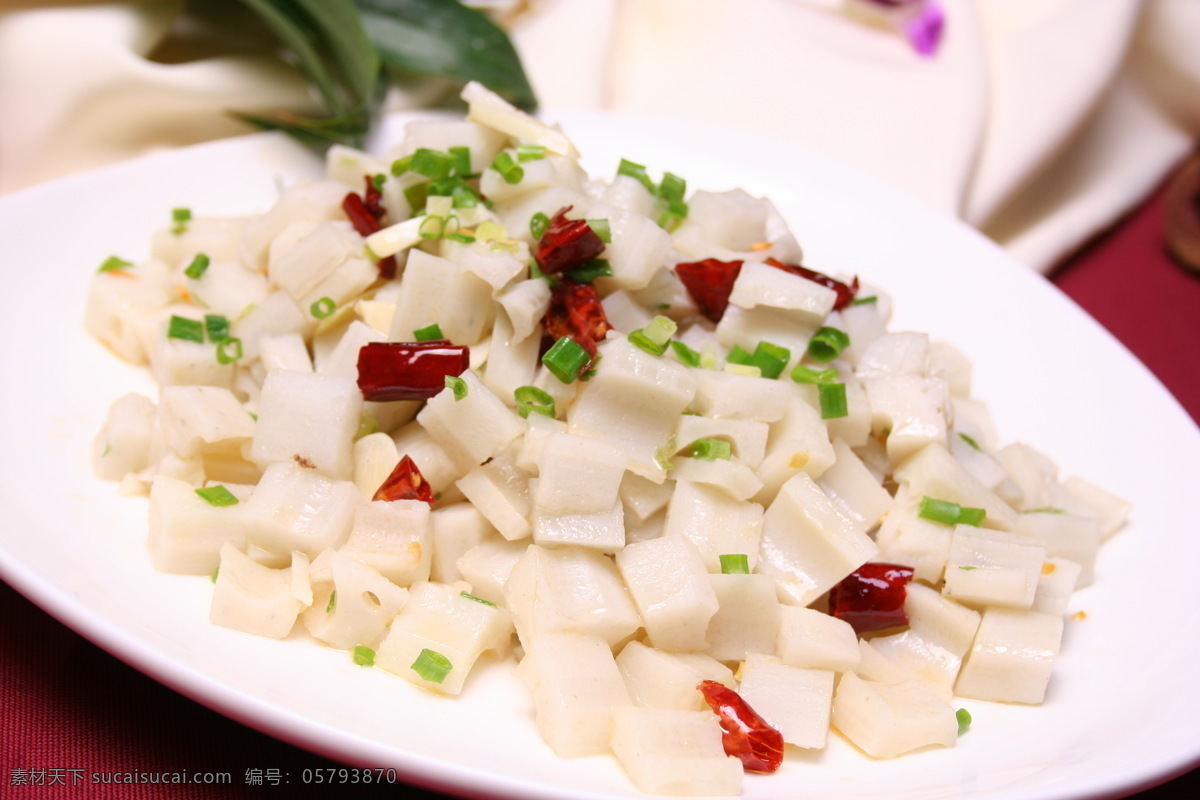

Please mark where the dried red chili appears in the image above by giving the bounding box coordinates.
[674,259,743,322]
[765,257,858,311]
[541,278,610,360]
[373,454,435,504]
[343,176,398,279]
[356,340,470,401]
[535,206,606,274]
[827,562,915,634]
[697,680,784,773]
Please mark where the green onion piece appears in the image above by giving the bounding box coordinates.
[956,708,972,736]
[491,151,525,185]
[194,485,238,507]
[617,158,656,193]
[372,173,387,191]
[445,374,468,401]
[851,295,878,306]
[427,177,480,208]
[629,329,668,356]
[448,146,473,177]
[690,438,732,460]
[413,323,444,341]
[957,506,987,527]
[791,364,839,385]
[357,413,378,440]
[216,337,243,365]
[446,233,476,244]
[732,341,790,379]
[403,182,427,213]
[959,565,978,571]
[918,496,963,526]
[654,438,678,471]
[657,172,687,203]
[410,648,452,683]
[1024,507,1066,514]
[460,591,496,607]
[310,297,336,319]
[807,326,851,362]
[184,252,210,279]
[326,590,337,614]
[97,255,133,273]
[719,554,750,575]
[353,645,376,667]
[167,315,204,343]
[203,314,229,342]
[958,432,981,451]
[410,148,455,180]
[726,345,754,367]
[670,340,702,367]
[529,261,549,280]
[542,336,590,383]
[819,383,849,420]
[629,315,677,357]
[516,143,546,162]
[563,258,613,284]
[587,218,612,243]
[514,385,555,418]
[390,155,413,176]
[530,211,551,240]
[171,207,192,234]
[210,567,219,583]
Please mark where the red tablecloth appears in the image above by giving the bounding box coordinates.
[3,172,1198,799]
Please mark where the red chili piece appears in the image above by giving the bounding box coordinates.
[827,562,916,634]
[343,176,398,280]
[535,206,606,274]
[541,278,610,360]
[697,680,784,773]
[373,454,435,504]
[765,257,859,311]
[356,340,470,401]
[674,259,743,322]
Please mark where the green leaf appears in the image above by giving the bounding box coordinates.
[291,0,381,105]
[353,0,537,110]
[235,0,344,112]
[231,106,375,149]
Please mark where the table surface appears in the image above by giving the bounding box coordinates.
[2,168,1198,799]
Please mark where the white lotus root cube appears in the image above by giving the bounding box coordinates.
[892,443,1019,531]
[352,432,398,500]
[854,331,931,380]
[302,550,409,650]
[818,438,894,536]
[531,432,626,550]
[728,261,837,322]
[777,606,861,673]
[956,607,1063,704]
[376,581,513,695]
[942,526,1046,609]
[863,374,951,464]
[832,672,958,759]
[738,654,834,749]
[566,338,696,481]
[148,475,248,574]
[210,542,303,639]
[455,454,533,542]
[690,369,791,423]
[868,583,981,691]
[455,539,528,607]
[158,385,255,459]
[705,574,781,661]
[84,261,171,364]
[874,500,954,583]
[753,396,837,505]
[1060,475,1131,541]
[616,640,735,710]
[151,316,235,389]
[250,370,362,479]
[757,473,878,606]
[388,249,493,346]
[417,370,526,473]
[610,707,743,797]
[674,415,769,468]
[517,632,630,758]
[241,461,360,557]
[429,503,496,584]
[505,545,642,648]
[1016,511,1101,588]
[1032,558,1082,615]
[599,205,673,291]
[662,480,763,574]
[340,499,432,587]
[616,536,719,652]
[267,220,361,302]
[93,392,156,480]
[230,290,313,362]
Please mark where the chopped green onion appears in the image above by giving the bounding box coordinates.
[542,336,590,383]
[353,645,376,667]
[216,337,243,365]
[357,413,378,440]
[372,173,387,191]
[818,383,849,420]
[326,590,337,614]
[491,151,524,184]
[403,182,427,213]
[958,432,981,451]
[956,708,972,736]
[97,255,133,273]
[410,148,455,181]
[586,218,612,243]
[629,330,667,356]
[563,258,613,284]
[617,158,656,194]
[413,323,445,342]
[194,485,238,507]
[918,496,987,527]
[460,591,496,607]
[1024,507,1066,514]
[657,172,687,205]
[690,438,732,460]
[427,177,481,209]
[310,297,336,319]
[171,207,192,235]
[204,314,229,342]
[516,143,546,162]
[530,211,551,240]
[514,385,555,418]
[791,364,839,385]
[670,340,702,367]
[807,326,851,362]
[410,648,452,683]
[167,315,204,343]
[654,438,678,471]
[719,554,750,574]
[850,295,878,306]
[390,155,413,176]
[446,232,476,244]
[729,341,790,379]
[210,567,219,583]
[448,146,473,177]
[445,374,468,401]
[629,315,677,356]
[184,252,210,279]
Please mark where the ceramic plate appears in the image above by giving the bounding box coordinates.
[1,112,1198,800]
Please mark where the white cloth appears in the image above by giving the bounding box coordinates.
[2,0,1197,272]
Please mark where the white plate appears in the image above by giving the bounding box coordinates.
[1,111,1198,800]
